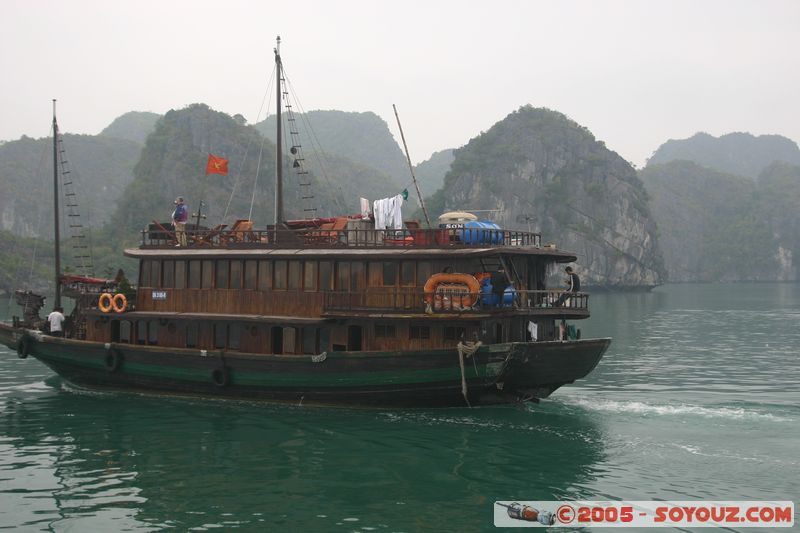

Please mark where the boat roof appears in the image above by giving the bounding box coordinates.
[125,246,578,262]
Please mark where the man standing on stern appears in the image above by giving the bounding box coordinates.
[172,196,188,247]
[47,306,65,337]
[554,266,580,307]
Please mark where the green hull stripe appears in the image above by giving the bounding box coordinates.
[34,346,492,388]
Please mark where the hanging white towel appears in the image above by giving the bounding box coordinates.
[527,321,538,341]
[373,194,404,230]
[360,197,370,218]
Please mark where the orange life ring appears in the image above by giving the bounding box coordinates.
[423,273,480,309]
[112,293,127,313]
[98,293,113,313]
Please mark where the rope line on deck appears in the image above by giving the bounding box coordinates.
[456,340,482,407]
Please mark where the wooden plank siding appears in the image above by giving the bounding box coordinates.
[136,288,324,316]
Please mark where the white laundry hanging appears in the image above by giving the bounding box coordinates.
[373,194,404,230]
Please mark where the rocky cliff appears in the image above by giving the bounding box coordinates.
[639,161,777,282]
[0,133,142,238]
[428,106,664,288]
[115,104,399,236]
[100,111,161,144]
[256,110,406,187]
[647,132,800,179]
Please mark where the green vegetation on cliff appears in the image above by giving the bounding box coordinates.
[116,104,400,237]
[0,133,142,238]
[256,110,406,187]
[647,132,800,179]
[430,106,664,288]
[640,161,777,281]
[100,111,161,144]
[414,149,454,197]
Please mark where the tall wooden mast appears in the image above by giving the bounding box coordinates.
[52,99,61,308]
[274,36,284,225]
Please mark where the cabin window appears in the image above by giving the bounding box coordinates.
[416,261,432,286]
[215,260,229,289]
[188,260,202,289]
[202,260,214,289]
[444,326,466,341]
[319,327,330,352]
[271,326,283,354]
[150,260,161,289]
[214,322,227,349]
[229,323,241,350]
[401,261,415,286]
[258,260,272,290]
[319,261,332,291]
[140,260,152,287]
[119,320,132,343]
[186,323,198,348]
[302,327,316,354]
[336,262,350,290]
[274,260,287,290]
[351,261,365,289]
[162,260,175,288]
[230,260,243,289]
[244,260,258,290]
[288,260,301,290]
[382,262,398,286]
[303,261,318,292]
[409,325,430,340]
[175,260,186,289]
[148,321,158,345]
[347,325,363,351]
[283,326,297,354]
[137,320,148,344]
[375,324,396,338]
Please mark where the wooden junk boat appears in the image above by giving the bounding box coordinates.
[0,42,610,408]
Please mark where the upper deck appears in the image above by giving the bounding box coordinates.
[140,222,544,252]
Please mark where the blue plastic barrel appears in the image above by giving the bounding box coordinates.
[460,220,503,244]
[480,277,516,307]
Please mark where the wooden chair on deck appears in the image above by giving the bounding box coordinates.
[305,217,348,245]
[193,224,227,246]
[150,220,175,245]
[226,219,255,243]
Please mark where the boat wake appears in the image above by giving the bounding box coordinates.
[559,397,793,422]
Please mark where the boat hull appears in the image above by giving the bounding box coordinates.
[0,323,609,407]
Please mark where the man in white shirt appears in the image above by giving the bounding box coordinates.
[47,307,65,337]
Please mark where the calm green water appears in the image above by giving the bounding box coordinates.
[1,283,798,531]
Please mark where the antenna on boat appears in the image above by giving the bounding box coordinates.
[52,99,62,308]
[392,104,431,228]
[274,36,285,225]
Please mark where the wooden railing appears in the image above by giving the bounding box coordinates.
[323,289,589,314]
[141,226,542,250]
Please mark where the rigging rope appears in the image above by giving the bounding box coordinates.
[223,65,277,222]
[6,131,50,308]
[282,70,347,215]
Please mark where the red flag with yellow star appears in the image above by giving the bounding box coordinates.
[205,154,229,175]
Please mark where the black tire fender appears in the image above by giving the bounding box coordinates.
[105,347,123,373]
[16,336,31,359]
[211,367,229,387]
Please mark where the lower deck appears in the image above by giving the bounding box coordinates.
[84,314,580,356]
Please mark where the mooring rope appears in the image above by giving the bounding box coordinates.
[456,340,482,407]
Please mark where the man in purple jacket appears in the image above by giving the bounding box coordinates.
[172,196,188,246]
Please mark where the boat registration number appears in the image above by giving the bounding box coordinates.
[152,290,168,300]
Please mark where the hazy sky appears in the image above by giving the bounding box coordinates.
[2,0,798,166]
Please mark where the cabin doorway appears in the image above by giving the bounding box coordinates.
[494,322,504,344]
[347,325,362,351]
[271,326,283,354]
[110,320,120,343]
